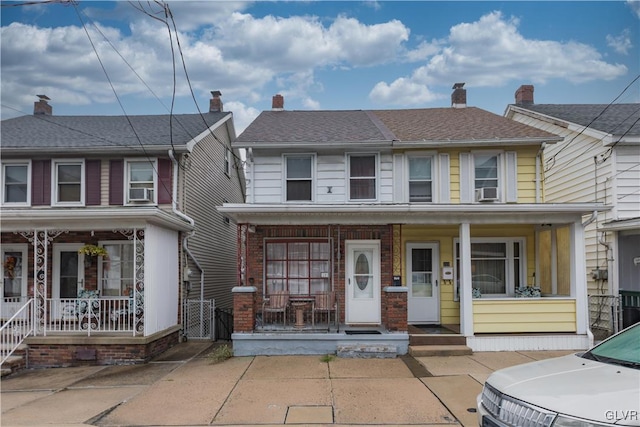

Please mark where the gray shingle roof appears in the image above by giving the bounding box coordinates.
[1,112,230,152]
[514,104,640,136]
[236,106,557,146]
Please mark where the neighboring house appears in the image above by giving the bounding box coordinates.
[0,92,245,367]
[220,85,605,356]
[505,85,640,331]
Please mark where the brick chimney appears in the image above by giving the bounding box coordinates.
[209,90,223,112]
[272,94,284,110]
[34,95,52,115]
[515,85,534,105]
[451,83,466,108]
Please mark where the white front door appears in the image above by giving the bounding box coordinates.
[52,244,85,319]
[1,245,28,320]
[407,243,439,323]
[345,240,380,324]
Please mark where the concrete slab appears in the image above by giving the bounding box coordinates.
[469,351,537,371]
[152,340,213,361]
[285,406,333,424]
[422,375,483,427]
[0,366,103,391]
[244,355,329,379]
[1,391,53,413]
[519,350,576,360]
[99,356,252,426]
[332,378,457,425]
[70,361,181,387]
[213,378,332,425]
[329,357,414,378]
[415,355,493,377]
[1,386,146,425]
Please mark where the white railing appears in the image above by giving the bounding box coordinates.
[1,298,34,365]
[44,298,136,336]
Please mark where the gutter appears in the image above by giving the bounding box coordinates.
[169,149,204,301]
[535,143,546,203]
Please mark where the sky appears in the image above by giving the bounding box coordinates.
[1,1,639,134]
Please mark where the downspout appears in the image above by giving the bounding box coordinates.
[535,143,546,203]
[168,149,204,301]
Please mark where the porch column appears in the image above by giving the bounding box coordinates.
[459,223,474,337]
[233,286,256,332]
[571,220,588,335]
[384,286,408,332]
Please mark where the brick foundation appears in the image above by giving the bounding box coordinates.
[25,327,180,368]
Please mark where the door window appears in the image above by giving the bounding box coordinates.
[59,251,79,299]
[3,251,24,298]
[353,250,373,298]
[411,248,433,297]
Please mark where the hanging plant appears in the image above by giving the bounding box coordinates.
[78,244,109,259]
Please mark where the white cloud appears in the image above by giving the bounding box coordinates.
[627,0,640,18]
[225,101,260,135]
[606,29,633,55]
[369,77,441,106]
[369,11,628,106]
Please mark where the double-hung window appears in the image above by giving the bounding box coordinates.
[474,154,499,190]
[126,160,156,204]
[349,154,377,200]
[285,155,313,201]
[224,149,231,176]
[265,240,331,295]
[53,160,84,205]
[408,156,433,202]
[454,238,525,299]
[2,162,30,205]
[100,242,135,297]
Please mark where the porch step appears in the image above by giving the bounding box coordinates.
[337,344,397,359]
[409,334,467,346]
[409,345,472,357]
[1,343,28,377]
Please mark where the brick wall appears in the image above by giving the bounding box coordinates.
[383,289,408,332]
[233,288,255,332]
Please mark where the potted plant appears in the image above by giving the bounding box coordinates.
[78,244,109,267]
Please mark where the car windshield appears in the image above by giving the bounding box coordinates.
[581,324,640,369]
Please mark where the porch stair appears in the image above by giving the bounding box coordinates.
[408,331,472,357]
[1,343,27,377]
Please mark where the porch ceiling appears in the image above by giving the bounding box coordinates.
[218,203,610,225]
[0,207,194,232]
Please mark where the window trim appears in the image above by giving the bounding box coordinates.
[1,160,31,206]
[224,148,231,177]
[406,152,437,203]
[283,153,315,202]
[52,159,85,206]
[124,158,157,205]
[453,236,527,300]
[263,238,332,296]
[98,240,135,297]
[347,152,379,202]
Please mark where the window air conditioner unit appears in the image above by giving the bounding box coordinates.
[129,188,153,202]
[476,187,499,202]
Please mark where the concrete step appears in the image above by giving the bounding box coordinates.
[409,344,472,357]
[1,343,28,377]
[337,344,397,359]
[409,334,467,346]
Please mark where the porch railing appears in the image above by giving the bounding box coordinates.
[0,298,34,365]
[588,294,622,341]
[44,298,137,336]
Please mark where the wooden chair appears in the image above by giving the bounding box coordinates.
[262,291,289,327]
[313,291,337,331]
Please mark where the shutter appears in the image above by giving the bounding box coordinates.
[505,151,518,203]
[393,154,404,202]
[439,153,450,203]
[157,158,172,204]
[85,160,101,206]
[459,152,472,203]
[109,160,123,205]
[31,160,51,206]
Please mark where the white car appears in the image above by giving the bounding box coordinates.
[477,323,640,427]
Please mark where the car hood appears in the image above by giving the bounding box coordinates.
[486,354,640,426]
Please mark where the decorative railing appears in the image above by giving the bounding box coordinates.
[44,298,138,336]
[0,298,34,365]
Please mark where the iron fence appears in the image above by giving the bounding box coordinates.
[588,294,622,341]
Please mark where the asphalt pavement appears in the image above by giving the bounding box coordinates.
[0,341,575,426]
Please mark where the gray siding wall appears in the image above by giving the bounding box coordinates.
[615,146,640,220]
[183,122,245,309]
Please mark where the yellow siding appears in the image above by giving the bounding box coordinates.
[401,224,538,325]
[473,299,577,333]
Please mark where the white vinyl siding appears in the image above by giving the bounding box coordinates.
[615,146,640,220]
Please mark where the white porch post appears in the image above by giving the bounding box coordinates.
[459,222,474,337]
[571,220,588,335]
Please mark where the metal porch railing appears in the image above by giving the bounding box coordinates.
[1,298,34,365]
[44,297,137,336]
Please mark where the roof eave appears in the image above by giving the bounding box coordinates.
[392,136,561,148]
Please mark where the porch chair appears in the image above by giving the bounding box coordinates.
[262,291,290,327]
[313,291,337,331]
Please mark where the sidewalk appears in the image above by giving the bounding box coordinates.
[0,342,574,426]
